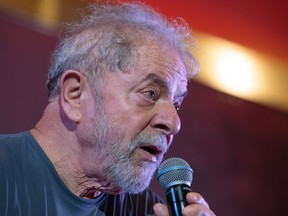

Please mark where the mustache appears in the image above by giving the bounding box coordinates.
[130,131,168,154]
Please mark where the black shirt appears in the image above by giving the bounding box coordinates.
[0,132,163,216]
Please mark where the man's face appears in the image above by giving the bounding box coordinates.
[83,44,188,194]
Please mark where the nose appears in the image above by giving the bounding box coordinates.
[150,101,181,136]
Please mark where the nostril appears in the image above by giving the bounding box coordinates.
[156,124,170,132]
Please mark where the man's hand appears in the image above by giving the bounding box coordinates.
[153,192,216,216]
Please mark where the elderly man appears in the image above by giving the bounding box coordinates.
[0,1,215,215]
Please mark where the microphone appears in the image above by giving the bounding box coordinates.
[157,157,193,216]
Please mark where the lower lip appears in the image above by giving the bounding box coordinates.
[136,148,158,163]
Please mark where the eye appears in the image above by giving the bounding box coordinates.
[143,90,158,101]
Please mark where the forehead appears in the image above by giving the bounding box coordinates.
[133,44,188,92]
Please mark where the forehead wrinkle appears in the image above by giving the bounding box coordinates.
[136,44,188,98]
[140,45,186,77]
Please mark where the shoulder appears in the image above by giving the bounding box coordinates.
[0,131,30,146]
[0,131,30,156]
[0,131,34,167]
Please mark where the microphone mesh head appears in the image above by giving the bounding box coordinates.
[157,157,193,190]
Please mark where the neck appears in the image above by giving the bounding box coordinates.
[53,157,103,198]
[30,102,104,198]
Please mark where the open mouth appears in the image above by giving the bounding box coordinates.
[139,145,161,156]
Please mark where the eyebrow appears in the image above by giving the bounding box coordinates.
[141,73,188,99]
[141,73,169,88]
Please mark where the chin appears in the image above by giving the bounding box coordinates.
[108,155,158,194]
[122,168,155,194]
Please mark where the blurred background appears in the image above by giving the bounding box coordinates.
[0,0,287,215]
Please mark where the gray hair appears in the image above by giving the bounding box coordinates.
[47,1,199,98]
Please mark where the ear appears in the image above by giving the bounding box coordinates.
[60,70,87,122]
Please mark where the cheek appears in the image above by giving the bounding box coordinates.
[102,88,155,140]
[110,107,153,142]
[105,96,147,128]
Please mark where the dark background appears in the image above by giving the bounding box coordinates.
[1,5,288,216]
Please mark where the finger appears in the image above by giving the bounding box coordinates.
[182,204,216,216]
[153,203,169,216]
[186,192,210,209]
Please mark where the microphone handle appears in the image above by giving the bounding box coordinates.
[166,184,192,216]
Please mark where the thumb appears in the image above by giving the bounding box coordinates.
[153,203,169,216]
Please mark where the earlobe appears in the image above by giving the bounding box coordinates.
[60,70,85,122]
